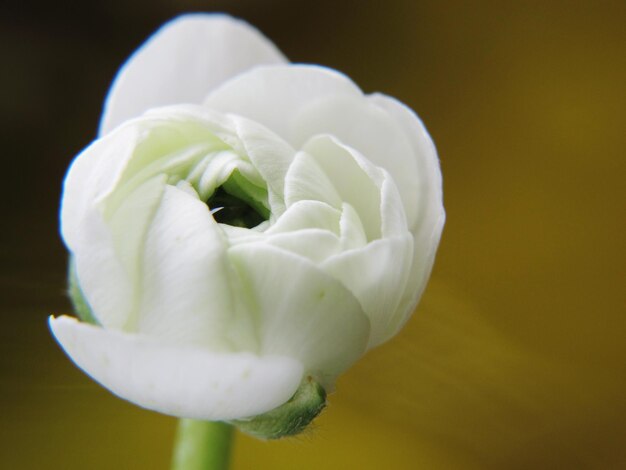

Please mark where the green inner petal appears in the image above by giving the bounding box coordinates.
[207,170,270,229]
[208,187,266,229]
[221,169,270,219]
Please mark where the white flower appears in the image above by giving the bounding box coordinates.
[50,14,444,423]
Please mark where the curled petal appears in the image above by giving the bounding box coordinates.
[49,316,303,420]
[300,135,383,240]
[295,94,419,229]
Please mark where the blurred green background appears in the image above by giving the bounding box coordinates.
[2,0,625,468]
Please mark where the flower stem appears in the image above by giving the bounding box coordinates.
[171,419,234,470]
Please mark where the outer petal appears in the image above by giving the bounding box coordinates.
[100,14,287,135]
[368,93,444,241]
[228,244,370,389]
[49,316,303,420]
[204,64,361,142]
[368,94,445,333]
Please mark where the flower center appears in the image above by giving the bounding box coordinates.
[207,187,267,228]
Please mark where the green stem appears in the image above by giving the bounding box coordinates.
[171,420,234,470]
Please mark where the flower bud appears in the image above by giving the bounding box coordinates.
[50,14,444,436]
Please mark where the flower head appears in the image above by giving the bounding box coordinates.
[50,14,444,431]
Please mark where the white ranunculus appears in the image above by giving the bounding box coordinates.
[50,14,444,424]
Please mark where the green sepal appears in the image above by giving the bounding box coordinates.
[231,377,326,440]
[67,256,99,325]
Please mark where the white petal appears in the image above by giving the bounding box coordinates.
[338,203,367,251]
[379,169,409,237]
[301,135,383,240]
[321,235,414,348]
[61,128,140,328]
[368,93,445,329]
[266,200,341,235]
[135,185,256,351]
[63,105,231,251]
[100,14,287,135]
[61,125,142,250]
[368,93,444,239]
[63,109,233,331]
[230,115,295,202]
[283,150,343,209]
[204,64,361,142]
[264,229,341,264]
[228,244,370,388]
[192,150,241,200]
[218,224,266,246]
[72,209,133,329]
[294,93,420,229]
[102,174,167,327]
[49,316,303,420]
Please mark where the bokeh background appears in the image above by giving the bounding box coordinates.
[2,0,625,468]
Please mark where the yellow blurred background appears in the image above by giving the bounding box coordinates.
[1,1,624,468]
